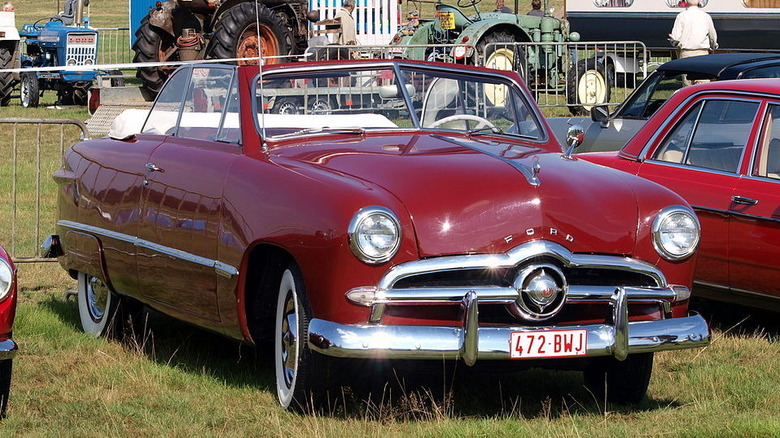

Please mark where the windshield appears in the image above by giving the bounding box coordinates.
[254,64,543,140]
[618,71,686,120]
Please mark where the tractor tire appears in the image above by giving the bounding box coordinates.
[206,2,291,65]
[0,47,16,107]
[132,15,176,97]
[566,57,612,116]
[58,86,89,106]
[478,31,526,80]
[20,72,39,108]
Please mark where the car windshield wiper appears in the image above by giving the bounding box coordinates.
[272,126,366,139]
[468,126,505,136]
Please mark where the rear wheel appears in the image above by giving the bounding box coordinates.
[584,352,654,404]
[58,86,89,106]
[20,72,39,108]
[478,32,526,79]
[132,15,177,97]
[77,272,118,337]
[0,47,16,106]
[207,3,291,66]
[566,58,611,116]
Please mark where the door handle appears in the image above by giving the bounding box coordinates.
[145,162,164,173]
[732,196,758,206]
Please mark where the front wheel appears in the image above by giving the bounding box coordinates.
[566,58,611,116]
[0,359,11,419]
[20,73,39,108]
[274,264,325,411]
[583,352,654,404]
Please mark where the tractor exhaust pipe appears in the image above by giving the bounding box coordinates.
[74,0,86,27]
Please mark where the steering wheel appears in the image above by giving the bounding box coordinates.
[428,114,495,129]
[457,0,482,8]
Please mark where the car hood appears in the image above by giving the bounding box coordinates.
[273,133,642,258]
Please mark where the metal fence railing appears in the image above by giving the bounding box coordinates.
[96,27,133,65]
[304,41,648,114]
[0,119,89,263]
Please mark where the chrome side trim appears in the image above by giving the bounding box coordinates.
[57,220,239,279]
[308,314,710,361]
[0,338,18,361]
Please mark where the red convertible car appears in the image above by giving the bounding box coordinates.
[46,59,709,410]
[583,78,780,312]
[0,245,17,418]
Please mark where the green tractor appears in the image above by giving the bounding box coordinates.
[391,0,610,115]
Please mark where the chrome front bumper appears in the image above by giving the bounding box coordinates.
[308,289,710,364]
[0,338,17,361]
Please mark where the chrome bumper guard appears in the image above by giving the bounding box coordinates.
[0,338,18,361]
[308,287,710,365]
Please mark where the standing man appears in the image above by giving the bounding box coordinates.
[669,0,718,59]
[335,0,358,45]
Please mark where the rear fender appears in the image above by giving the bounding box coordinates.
[456,20,530,46]
[61,231,114,292]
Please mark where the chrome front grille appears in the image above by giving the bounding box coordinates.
[345,240,682,323]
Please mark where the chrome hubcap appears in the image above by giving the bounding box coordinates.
[280,291,298,388]
[86,276,108,322]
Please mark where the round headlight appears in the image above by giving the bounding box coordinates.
[0,258,13,301]
[83,58,94,65]
[66,58,77,66]
[652,206,700,261]
[348,206,401,264]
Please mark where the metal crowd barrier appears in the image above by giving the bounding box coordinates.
[0,118,89,263]
[305,41,648,112]
[95,27,134,66]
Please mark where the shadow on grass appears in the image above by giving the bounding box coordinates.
[40,294,679,420]
[691,298,780,341]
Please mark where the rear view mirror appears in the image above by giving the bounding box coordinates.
[591,104,610,124]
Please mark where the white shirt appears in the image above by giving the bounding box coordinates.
[670,6,718,51]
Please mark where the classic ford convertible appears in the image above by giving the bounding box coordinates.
[47,59,709,410]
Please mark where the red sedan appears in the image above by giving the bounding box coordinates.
[583,78,780,312]
[0,245,17,418]
[46,59,709,410]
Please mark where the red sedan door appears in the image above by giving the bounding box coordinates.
[728,102,780,303]
[634,98,762,290]
[137,66,240,323]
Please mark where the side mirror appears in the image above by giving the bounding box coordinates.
[564,124,584,158]
[590,104,610,125]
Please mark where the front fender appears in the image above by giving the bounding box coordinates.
[455,19,531,45]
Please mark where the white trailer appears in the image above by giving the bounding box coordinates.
[566,0,780,56]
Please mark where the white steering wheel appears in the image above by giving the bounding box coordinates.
[427,114,495,130]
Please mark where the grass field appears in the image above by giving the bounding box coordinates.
[1,263,778,436]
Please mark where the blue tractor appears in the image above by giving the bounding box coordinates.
[18,0,98,107]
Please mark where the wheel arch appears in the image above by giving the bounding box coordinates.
[241,242,297,345]
[464,22,532,46]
